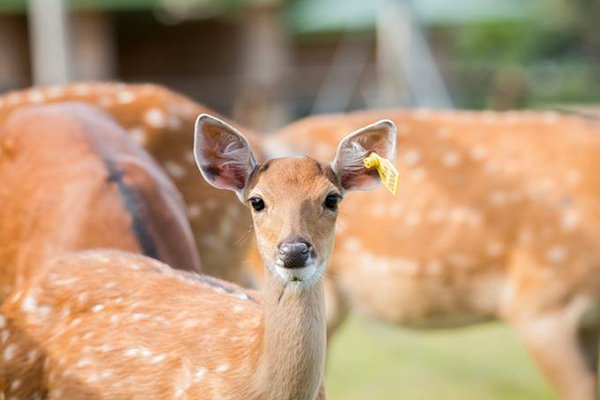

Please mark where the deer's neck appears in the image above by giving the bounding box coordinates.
[254,269,326,400]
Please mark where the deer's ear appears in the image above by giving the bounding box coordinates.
[331,120,397,192]
[194,114,257,197]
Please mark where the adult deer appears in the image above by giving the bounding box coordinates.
[0,102,200,302]
[257,109,600,400]
[0,83,256,284]
[0,114,396,399]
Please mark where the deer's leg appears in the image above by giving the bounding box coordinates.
[509,303,598,400]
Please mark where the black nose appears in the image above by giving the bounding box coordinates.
[278,240,311,269]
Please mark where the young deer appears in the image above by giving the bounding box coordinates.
[0,83,258,284]
[256,109,600,400]
[0,102,200,302]
[0,114,396,399]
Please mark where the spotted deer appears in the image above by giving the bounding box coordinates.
[0,83,258,284]
[0,114,396,399]
[0,102,201,302]
[254,109,600,400]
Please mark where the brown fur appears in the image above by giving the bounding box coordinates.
[0,102,200,301]
[0,251,323,399]
[0,83,259,284]
[254,109,600,400]
[0,141,362,398]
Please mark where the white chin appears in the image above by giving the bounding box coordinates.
[274,263,319,286]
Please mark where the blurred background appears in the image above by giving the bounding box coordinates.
[1,0,599,398]
[2,0,600,132]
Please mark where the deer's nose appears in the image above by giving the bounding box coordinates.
[278,240,311,269]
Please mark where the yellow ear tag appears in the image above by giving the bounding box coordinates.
[363,152,399,196]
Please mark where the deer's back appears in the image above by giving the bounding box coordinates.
[0,83,256,284]
[0,250,261,399]
[0,103,200,301]
[266,110,600,327]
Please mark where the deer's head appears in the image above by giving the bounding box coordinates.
[194,114,396,288]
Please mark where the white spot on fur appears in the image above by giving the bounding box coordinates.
[1,330,9,344]
[27,90,45,104]
[164,161,187,179]
[27,349,39,364]
[128,127,147,146]
[489,191,507,206]
[343,236,361,251]
[46,85,65,98]
[7,92,22,105]
[561,210,580,231]
[129,263,141,271]
[547,246,566,263]
[183,319,201,328]
[0,315,5,328]
[117,90,136,104]
[202,234,218,247]
[486,242,504,257]
[4,344,17,361]
[10,379,21,390]
[426,260,442,275]
[404,212,421,226]
[216,364,229,372]
[74,83,92,95]
[371,203,386,218]
[470,145,487,160]
[76,358,92,367]
[187,203,202,219]
[233,305,245,313]
[150,354,166,364]
[195,367,207,380]
[21,294,37,313]
[442,151,460,167]
[448,253,467,267]
[145,108,167,128]
[205,198,218,210]
[125,348,140,357]
[402,149,420,166]
[140,347,152,357]
[91,304,104,313]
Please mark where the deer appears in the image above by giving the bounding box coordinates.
[249,108,600,400]
[0,102,201,302]
[0,113,396,399]
[0,82,258,284]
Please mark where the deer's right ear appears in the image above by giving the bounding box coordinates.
[194,114,257,198]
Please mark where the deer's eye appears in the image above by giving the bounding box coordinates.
[324,193,341,211]
[249,197,265,212]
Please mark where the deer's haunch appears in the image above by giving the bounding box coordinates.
[0,83,257,284]
[0,102,201,302]
[258,109,600,400]
[0,114,396,399]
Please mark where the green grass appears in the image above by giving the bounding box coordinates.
[326,317,557,400]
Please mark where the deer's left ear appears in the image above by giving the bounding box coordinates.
[331,120,397,192]
[194,114,258,199]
